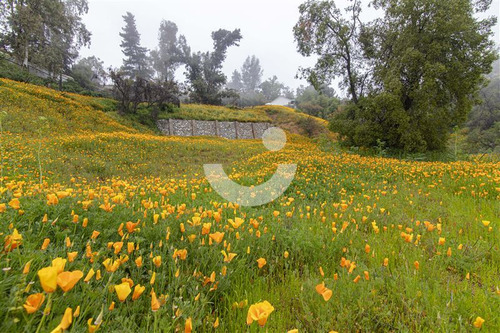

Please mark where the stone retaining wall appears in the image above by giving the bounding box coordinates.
[157,119,272,139]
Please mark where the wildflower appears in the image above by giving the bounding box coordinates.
[185,317,193,333]
[102,258,120,272]
[51,307,72,332]
[52,258,67,273]
[383,258,389,267]
[135,256,143,267]
[202,223,211,235]
[414,261,420,270]
[127,242,134,253]
[132,284,145,300]
[23,293,45,314]
[38,266,58,293]
[473,317,485,328]
[257,258,267,269]
[87,317,102,333]
[4,229,22,252]
[115,282,132,302]
[284,251,289,258]
[209,232,224,244]
[8,198,20,210]
[221,250,237,263]
[438,237,446,245]
[153,256,162,267]
[73,306,80,317]
[228,217,244,229]
[57,270,84,292]
[151,289,160,311]
[41,238,50,250]
[84,268,95,282]
[126,221,140,233]
[315,282,332,301]
[172,249,187,260]
[23,261,31,274]
[67,252,78,262]
[246,301,275,327]
[113,242,123,254]
[482,220,490,227]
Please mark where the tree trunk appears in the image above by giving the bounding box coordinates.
[23,40,29,68]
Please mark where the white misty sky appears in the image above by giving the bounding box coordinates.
[80,0,499,93]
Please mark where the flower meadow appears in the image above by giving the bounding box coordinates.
[0,80,499,332]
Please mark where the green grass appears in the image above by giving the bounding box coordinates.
[159,104,271,123]
[0,79,499,332]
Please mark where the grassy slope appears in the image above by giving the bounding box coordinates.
[0,80,499,332]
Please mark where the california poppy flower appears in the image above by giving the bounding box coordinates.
[202,223,211,235]
[185,317,193,333]
[115,282,132,302]
[221,250,237,263]
[153,256,162,267]
[51,307,72,333]
[4,229,22,252]
[315,282,332,301]
[57,270,84,292]
[247,301,274,327]
[151,289,160,311]
[52,258,67,273]
[38,266,58,293]
[473,317,485,328]
[8,198,20,210]
[23,293,45,314]
[84,268,95,282]
[41,238,50,250]
[228,217,244,229]
[132,284,145,300]
[209,232,224,244]
[257,258,266,269]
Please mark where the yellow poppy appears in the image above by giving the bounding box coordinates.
[115,282,132,302]
[246,301,274,327]
[23,293,45,314]
[38,266,58,293]
[57,270,84,292]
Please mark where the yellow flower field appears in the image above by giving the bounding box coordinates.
[0,80,499,332]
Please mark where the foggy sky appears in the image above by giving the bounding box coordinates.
[79,0,500,93]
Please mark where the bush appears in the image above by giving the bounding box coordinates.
[0,57,47,86]
[330,93,453,153]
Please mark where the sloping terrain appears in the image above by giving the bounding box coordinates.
[1,79,498,332]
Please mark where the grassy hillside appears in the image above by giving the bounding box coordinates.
[0,79,499,332]
[1,78,330,138]
[162,104,331,137]
[0,78,155,135]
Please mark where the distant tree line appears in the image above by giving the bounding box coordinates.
[0,0,91,89]
[466,60,500,153]
[110,11,245,116]
[294,0,498,152]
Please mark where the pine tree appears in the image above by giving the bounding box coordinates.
[151,20,183,81]
[119,12,152,80]
[241,55,263,92]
